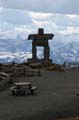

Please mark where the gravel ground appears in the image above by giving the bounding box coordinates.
[0,70,79,120]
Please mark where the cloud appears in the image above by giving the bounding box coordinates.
[58,26,79,35]
[0,8,32,25]
[32,19,50,28]
[0,8,79,39]
[0,25,33,39]
[15,26,31,34]
[66,14,78,19]
[0,0,79,14]
[0,7,3,12]
[29,11,52,20]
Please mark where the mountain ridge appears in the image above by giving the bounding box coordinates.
[0,34,79,64]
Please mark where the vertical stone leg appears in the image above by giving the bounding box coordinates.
[32,45,36,60]
[44,46,50,60]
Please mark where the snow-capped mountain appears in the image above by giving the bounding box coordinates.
[0,34,32,52]
[50,34,79,64]
[0,34,79,64]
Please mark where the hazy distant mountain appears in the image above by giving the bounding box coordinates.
[0,35,32,52]
[50,34,79,64]
[0,34,79,64]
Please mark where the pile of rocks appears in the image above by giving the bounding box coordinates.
[46,64,64,71]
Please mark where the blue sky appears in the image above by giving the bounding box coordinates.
[0,0,79,39]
